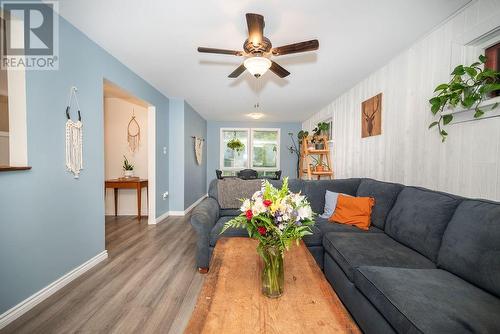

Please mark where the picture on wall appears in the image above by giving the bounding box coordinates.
[361,93,382,138]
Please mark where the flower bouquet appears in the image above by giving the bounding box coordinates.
[221,178,315,298]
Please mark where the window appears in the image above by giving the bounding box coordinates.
[220,128,280,172]
[251,129,279,170]
[221,129,249,171]
[0,14,28,168]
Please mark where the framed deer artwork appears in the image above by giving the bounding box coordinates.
[361,93,382,138]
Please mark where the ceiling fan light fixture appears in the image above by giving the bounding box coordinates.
[244,56,271,77]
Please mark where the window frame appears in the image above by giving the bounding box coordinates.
[219,127,281,172]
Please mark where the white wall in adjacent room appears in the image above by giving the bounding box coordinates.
[104,97,148,215]
[303,0,500,201]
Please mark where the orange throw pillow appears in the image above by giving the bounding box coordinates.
[329,195,375,230]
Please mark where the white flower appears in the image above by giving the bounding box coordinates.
[252,191,263,200]
[252,198,266,216]
[278,223,286,231]
[297,206,312,220]
[240,199,251,212]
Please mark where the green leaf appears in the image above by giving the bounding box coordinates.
[462,95,476,108]
[464,67,477,78]
[474,109,484,118]
[479,55,487,63]
[431,104,441,115]
[450,83,465,91]
[451,65,465,76]
[428,121,439,129]
[470,62,481,67]
[443,114,453,125]
[433,83,449,92]
[441,129,448,136]
[491,102,499,110]
[482,83,500,94]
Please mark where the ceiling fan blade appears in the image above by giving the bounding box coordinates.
[197,47,243,56]
[269,61,290,78]
[271,39,319,56]
[228,64,246,78]
[246,13,264,45]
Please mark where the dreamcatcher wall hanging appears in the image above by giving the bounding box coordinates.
[192,136,204,165]
[127,109,141,153]
[65,86,83,178]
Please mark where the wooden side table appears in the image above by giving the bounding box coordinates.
[105,178,148,220]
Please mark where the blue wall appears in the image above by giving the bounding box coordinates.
[0,13,170,313]
[184,102,207,209]
[168,100,207,211]
[168,99,185,212]
[206,121,302,188]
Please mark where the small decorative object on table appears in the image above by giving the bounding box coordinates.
[122,155,134,178]
[221,178,315,298]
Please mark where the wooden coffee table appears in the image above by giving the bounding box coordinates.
[185,237,360,334]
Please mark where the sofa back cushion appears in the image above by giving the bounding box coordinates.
[303,179,361,215]
[385,187,460,262]
[356,179,404,229]
[437,200,500,298]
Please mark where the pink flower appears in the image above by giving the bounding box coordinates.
[263,199,272,207]
[245,210,253,220]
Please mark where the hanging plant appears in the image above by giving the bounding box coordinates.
[429,55,500,142]
[227,134,245,154]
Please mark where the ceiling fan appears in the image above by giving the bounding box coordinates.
[197,13,319,78]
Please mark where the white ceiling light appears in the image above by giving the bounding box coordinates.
[247,112,264,119]
[244,57,271,78]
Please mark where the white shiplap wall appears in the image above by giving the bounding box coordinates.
[303,0,500,201]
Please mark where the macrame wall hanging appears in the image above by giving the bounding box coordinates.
[193,136,204,165]
[127,109,141,153]
[65,86,83,178]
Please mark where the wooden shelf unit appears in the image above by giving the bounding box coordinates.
[299,135,334,180]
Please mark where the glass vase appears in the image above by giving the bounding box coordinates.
[260,245,284,298]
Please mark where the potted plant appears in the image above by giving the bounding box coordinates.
[314,162,326,173]
[227,134,245,154]
[429,55,500,142]
[123,155,134,178]
[312,122,330,149]
[221,178,314,298]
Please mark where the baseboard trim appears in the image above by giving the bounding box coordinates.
[0,250,108,330]
[169,194,208,217]
[154,210,170,224]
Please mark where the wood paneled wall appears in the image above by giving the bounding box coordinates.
[303,0,500,201]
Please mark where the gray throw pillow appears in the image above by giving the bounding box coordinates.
[320,191,340,218]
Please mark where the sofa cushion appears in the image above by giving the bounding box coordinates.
[210,216,323,247]
[323,232,435,282]
[356,179,404,229]
[385,187,460,262]
[316,217,383,234]
[354,267,500,334]
[210,216,247,246]
[438,200,500,298]
[303,179,361,215]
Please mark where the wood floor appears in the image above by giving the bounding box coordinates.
[2,215,204,334]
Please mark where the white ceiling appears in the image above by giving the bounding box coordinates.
[57,0,470,122]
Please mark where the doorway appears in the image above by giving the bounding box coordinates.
[103,79,156,244]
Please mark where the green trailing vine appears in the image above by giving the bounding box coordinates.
[429,55,500,142]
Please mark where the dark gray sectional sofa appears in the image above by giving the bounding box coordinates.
[190,178,500,333]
